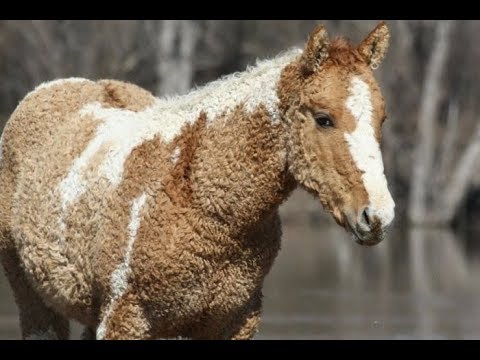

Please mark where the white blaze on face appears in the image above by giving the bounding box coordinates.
[344,76,395,227]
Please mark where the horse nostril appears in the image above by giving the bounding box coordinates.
[363,209,370,226]
[362,208,371,228]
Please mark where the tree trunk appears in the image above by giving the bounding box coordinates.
[408,21,453,224]
[433,100,459,196]
[156,20,198,96]
[436,123,480,222]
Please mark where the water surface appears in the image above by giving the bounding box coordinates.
[2,223,480,339]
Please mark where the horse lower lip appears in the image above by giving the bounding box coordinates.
[356,231,385,246]
[355,238,379,246]
[344,221,364,242]
[344,221,383,246]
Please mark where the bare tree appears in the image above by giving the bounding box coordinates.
[0,21,158,120]
[406,21,480,225]
[408,21,454,224]
[438,122,480,222]
[156,20,199,96]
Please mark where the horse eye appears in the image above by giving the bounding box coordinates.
[314,114,334,128]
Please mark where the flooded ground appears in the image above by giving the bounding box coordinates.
[2,221,480,339]
[258,222,480,339]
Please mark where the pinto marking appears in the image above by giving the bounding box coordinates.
[96,192,147,340]
[58,49,301,211]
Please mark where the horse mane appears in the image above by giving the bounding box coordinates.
[328,37,364,66]
[154,48,303,123]
[160,47,303,105]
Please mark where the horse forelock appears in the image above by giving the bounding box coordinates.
[327,37,364,67]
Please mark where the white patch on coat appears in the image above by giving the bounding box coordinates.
[58,49,301,208]
[170,146,181,165]
[344,76,395,226]
[96,193,147,340]
[57,218,67,247]
[58,219,66,233]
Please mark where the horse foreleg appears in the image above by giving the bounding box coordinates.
[230,290,262,340]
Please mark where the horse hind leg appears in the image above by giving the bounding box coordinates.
[0,140,69,339]
[1,247,70,339]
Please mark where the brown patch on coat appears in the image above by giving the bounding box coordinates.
[191,104,295,232]
[99,80,156,111]
[165,112,207,207]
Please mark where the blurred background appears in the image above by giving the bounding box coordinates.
[1,20,480,339]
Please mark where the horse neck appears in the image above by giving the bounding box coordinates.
[158,47,302,126]
[159,49,302,234]
[189,106,296,235]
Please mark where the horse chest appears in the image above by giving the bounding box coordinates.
[132,231,277,328]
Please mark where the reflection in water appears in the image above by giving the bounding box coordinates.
[258,223,480,339]
[1,224,480,339]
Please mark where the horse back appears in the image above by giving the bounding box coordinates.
[0,78,156,282]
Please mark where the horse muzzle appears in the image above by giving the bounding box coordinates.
[343,206,387,246]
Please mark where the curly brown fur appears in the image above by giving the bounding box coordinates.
[0,22,394,340]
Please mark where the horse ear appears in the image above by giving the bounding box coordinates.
[301,24,330,75]
[357,21,390,70]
